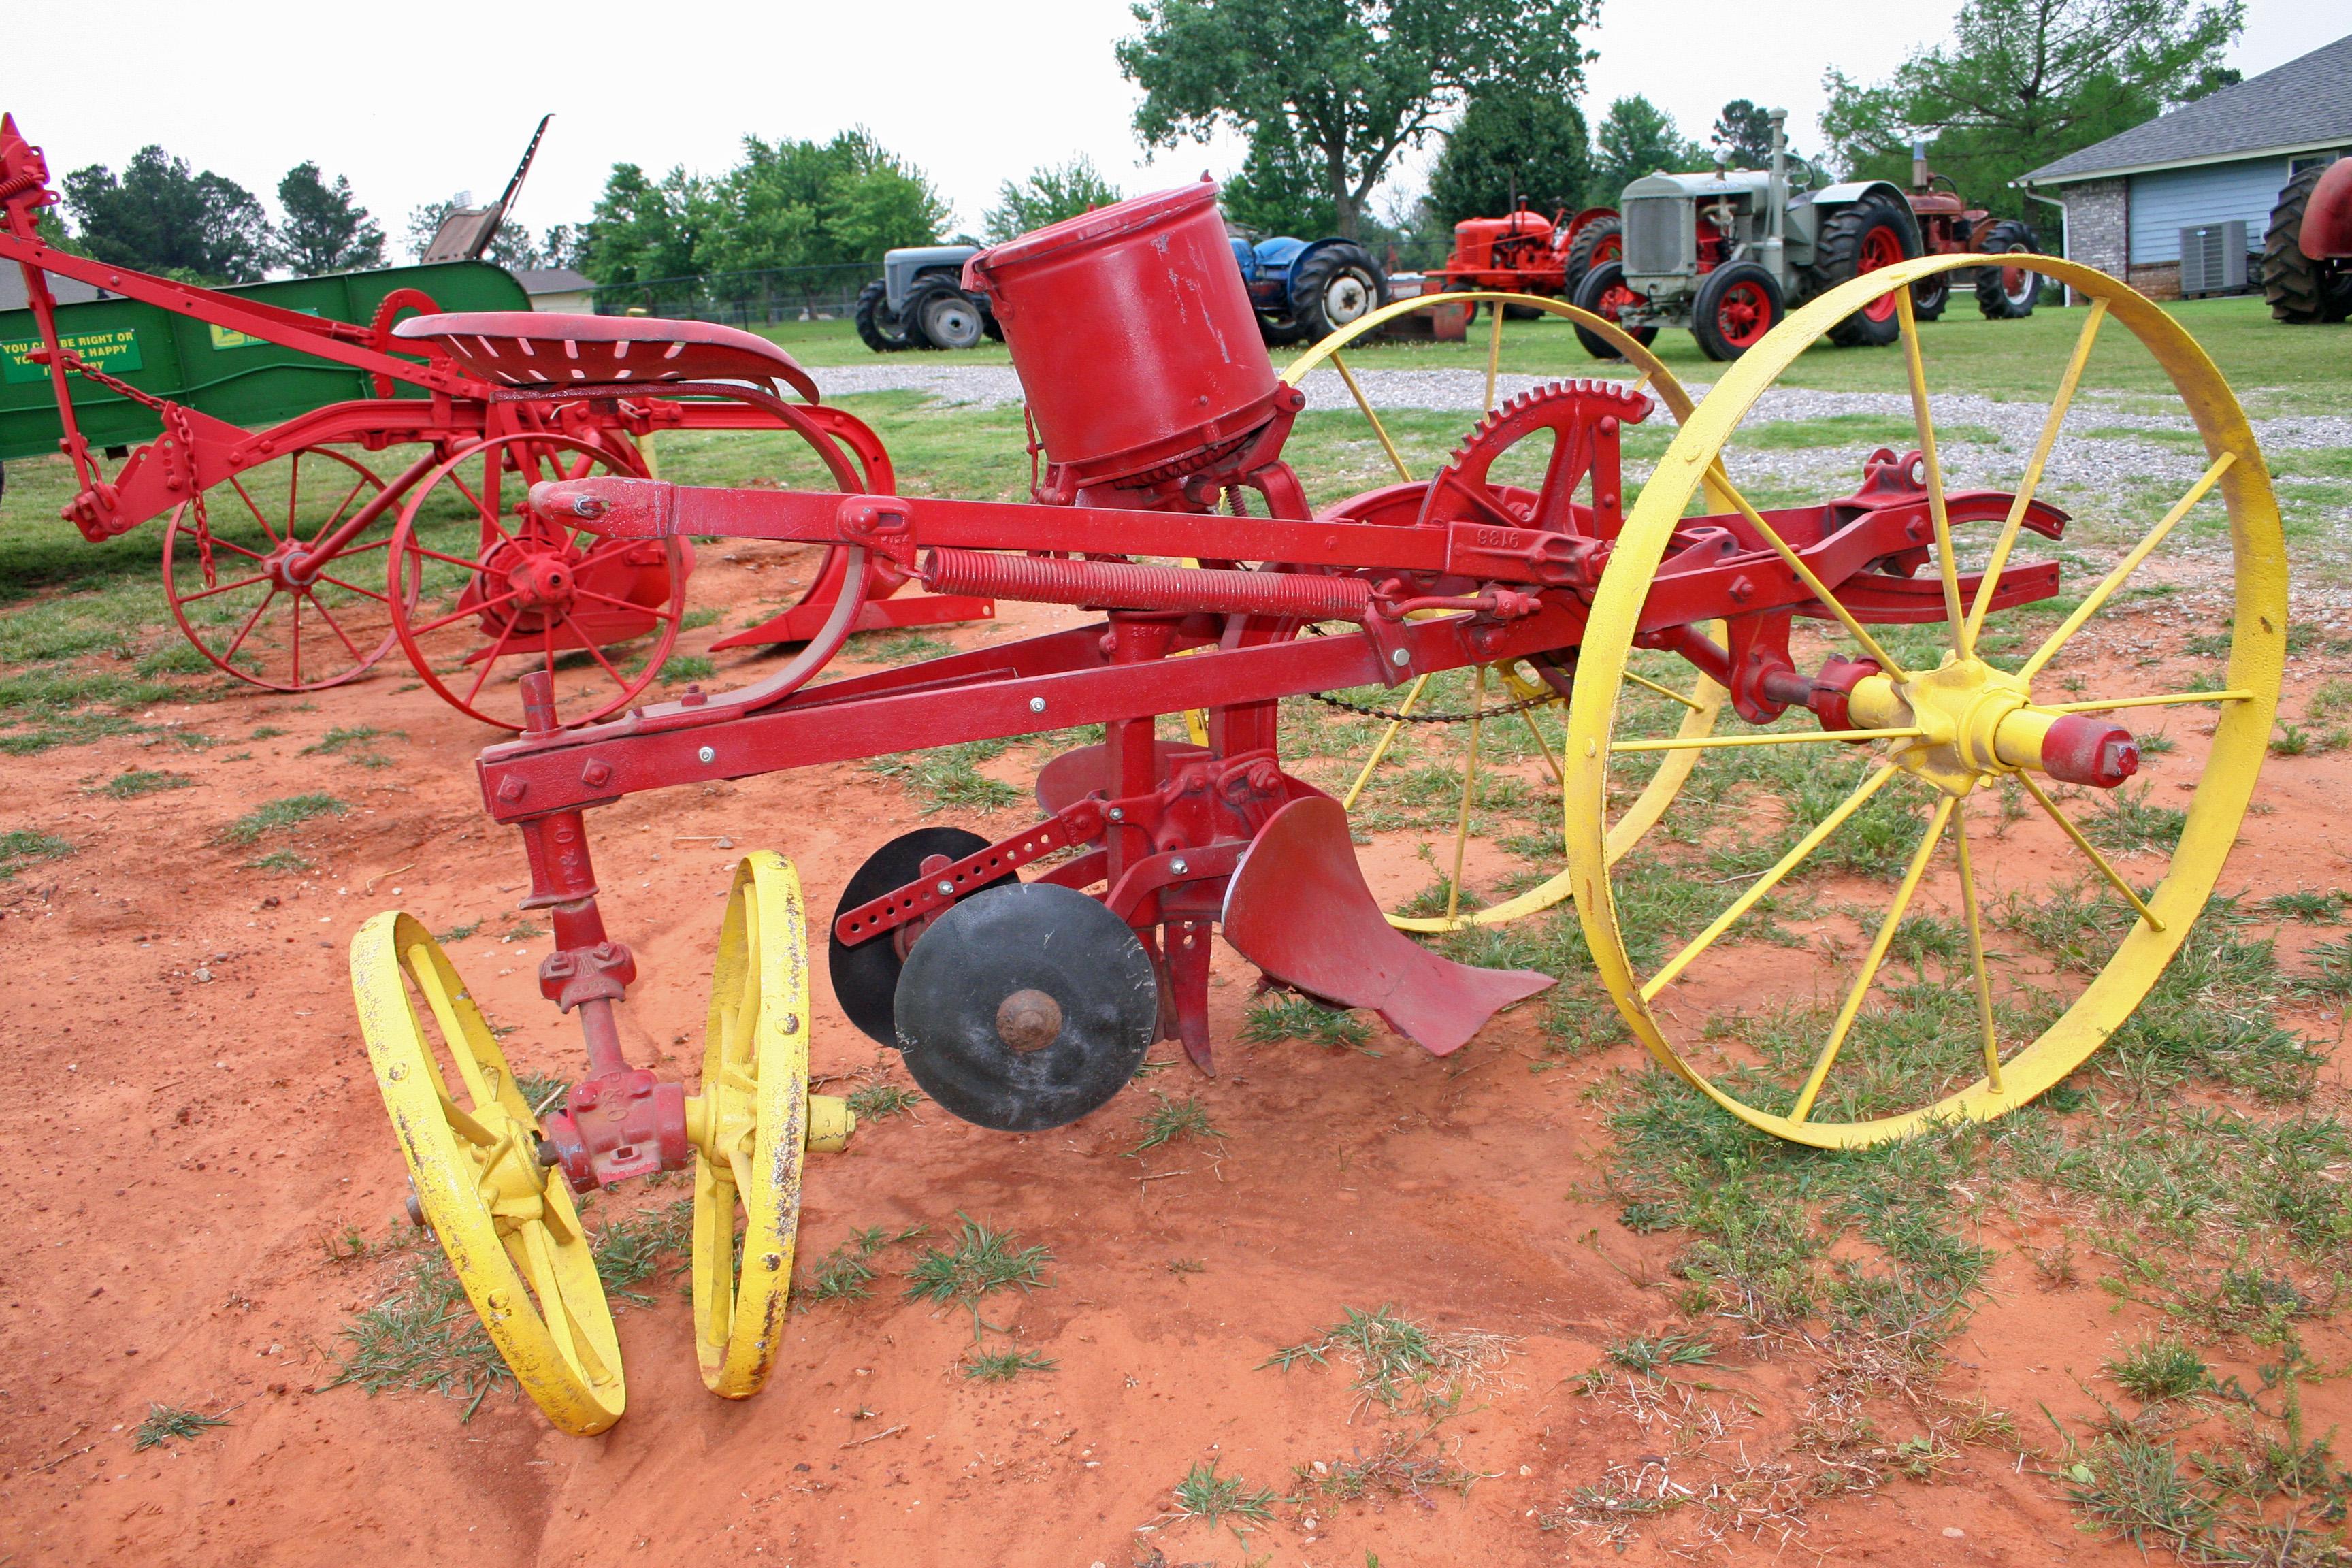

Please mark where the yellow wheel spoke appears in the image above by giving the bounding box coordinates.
[1612,726,1923,754]
[1483,301,1505,414]
[2042,689,2253,715]
[1624,666,1706,710]
[1965,300,2107,647]
[1704,467,1911,679]
[2014,772,2164,930]
[1893,289,1969,651]
[407,944,500,1109]
[1446,665,1488,924]
[1516,700,1563,786]
[1643,764,1899,1002]
[1950,796,2002,1094]
[1341,673,1428,811]
[2018,452,2236,682]
[1330,349,1413,485]
[1791,795,1955,1123]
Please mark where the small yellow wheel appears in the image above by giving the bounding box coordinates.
[350,913,625,1433]
[690,852,855,1398]
[1284,291,1729,932]
[1564,257,2286,1147]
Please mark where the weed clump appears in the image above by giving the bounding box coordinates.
[219,792,347,845]
[132,1403,229,1450]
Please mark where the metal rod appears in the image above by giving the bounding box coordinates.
[2014,771,2164,930]
[1446,665,1488,923]
[1894,288,1969,652]
[1964,299,2107,647]
[2019,452,2235,682]
[1330,349,1414,485]
[1950,796,2003,1094]
[1342,674,1429,810]
[1612,726,1924,753]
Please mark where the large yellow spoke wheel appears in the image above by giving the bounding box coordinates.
[350,913,625,1433]
[1281,292,1727,932]
[1565,255,2285,1147]
[691,853,854,1397]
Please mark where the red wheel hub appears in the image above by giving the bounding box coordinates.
[1859,227,1906,322]
[1598,282,1639,318]
[1716,280,1771,348]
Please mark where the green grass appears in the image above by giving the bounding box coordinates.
[866,737,1022,814]
[1169,1458,1277,1533]
[1265,1304,1506,1414]
[845,1081,921,1121]
[1240,994,1379,1054]
[1128,1094,1221,1156]
[902,1213,1053,1376]
[131,1403,229,1450]
[2106,1335,2208,1402]
[97,768,193,799]
[218,792,347,845]
[242,849,314,874]
[800,1224,926,1306]
[1601,1329,1718,1375]
[0,828,72,880]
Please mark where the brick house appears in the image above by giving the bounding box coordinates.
[2015,33,2351,300]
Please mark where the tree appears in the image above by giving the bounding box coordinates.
[1426,88,1593,226]
[276,162,384,275]
[984,157,1122,244]
[1590,96,1701,201]
[1117,0,1598,240]
[1220,124,1338,236]
[1710,100,1801,169]
[698,129,950,274]
[62,146,272,282]
[574,164,713,284]
[1820,0,2244,223]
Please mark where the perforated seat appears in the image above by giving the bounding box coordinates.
[393,311,819,402]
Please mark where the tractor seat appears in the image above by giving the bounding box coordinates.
[393,312,820,403]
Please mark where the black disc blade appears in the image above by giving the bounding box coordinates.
[894,882,1158,1132]
[828,826,1014,1047]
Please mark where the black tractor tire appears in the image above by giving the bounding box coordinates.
[2264,164,2352,324]
[1813,195,1917,346]
[1911,272,1949,320]
[1974,219,2042,319]
[1290,242,1386,342]
[853,278,915,352]
[1570,260,1658,361]
[904,279,986,350]
[1560,214,1623,299]
[981,304,1005,342]
[1691,261,1786,362]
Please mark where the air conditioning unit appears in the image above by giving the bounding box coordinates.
[2178,221,2249,297]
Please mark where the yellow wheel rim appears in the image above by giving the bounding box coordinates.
[1285,291,1726,932]
[691,852,852,1398]
[1563,255,2286,1147]
[350,912,625,1433]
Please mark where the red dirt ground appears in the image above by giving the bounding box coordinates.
[3,554,2349,1568]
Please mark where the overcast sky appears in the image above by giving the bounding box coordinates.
[10,0,2341,257]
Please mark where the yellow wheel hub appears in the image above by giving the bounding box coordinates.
[350,913,625,1434]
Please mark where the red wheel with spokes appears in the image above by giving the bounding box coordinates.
[387,432,685,730]
[161,445,412,691]
[1692,261,1786,361]
[1856,227,1908,321]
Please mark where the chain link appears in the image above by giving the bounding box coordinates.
[1304,685,1560,725]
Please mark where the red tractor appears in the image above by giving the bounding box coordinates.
[1428,204,1624,312]
[2264,157,2352,323]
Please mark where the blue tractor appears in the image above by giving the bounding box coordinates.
[1228,234,1388,346]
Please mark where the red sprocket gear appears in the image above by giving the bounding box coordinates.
[1415,379,1652,538]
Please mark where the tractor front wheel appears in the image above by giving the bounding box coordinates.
[904,280,987,350]
[1571,261,1657,360]
[1974,219,2042,319]
[1561,214,1624,301]
[1692,261,1785,361]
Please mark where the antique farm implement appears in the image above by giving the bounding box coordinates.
[0,115,983,728]
[349,180,2284,1432]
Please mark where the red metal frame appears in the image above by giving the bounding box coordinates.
[1,113,980,712]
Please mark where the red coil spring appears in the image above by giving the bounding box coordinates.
[922,548,1371,622]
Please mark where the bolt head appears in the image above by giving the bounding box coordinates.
[1170,858,1189,875]
[936,879,955,896]
[495,777,527,803]
[580,761,612,787]
[1108,806,1124,821]
[697,745,716,765]
[1028,696,1047,713]
[1390,648,1411,666]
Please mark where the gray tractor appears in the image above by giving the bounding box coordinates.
[1573,109,1927,361]
[855,245,1000,352]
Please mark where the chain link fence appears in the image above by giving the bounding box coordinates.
[589,263,879,325]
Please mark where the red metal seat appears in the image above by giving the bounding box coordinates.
[393,311,820,402]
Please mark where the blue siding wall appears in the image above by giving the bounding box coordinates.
[2127,159,2294,262]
